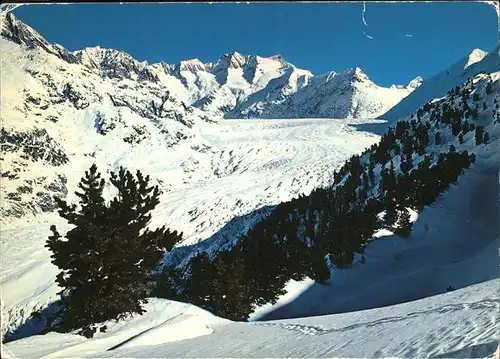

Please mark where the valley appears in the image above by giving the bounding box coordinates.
[1,117,382,339]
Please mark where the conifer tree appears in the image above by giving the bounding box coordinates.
[362,171,370,191]
[415,124,429,155]
[485,81,492,95]
[46,164,181,336]
[385,196,397,227]
[461,120,470,134]
[368,159,375,186]
[209,249,253,321]
[400,133,413,174]
[435,132,441,145]
[309,246,331,283]
[463,102,470,113]
[475,126,484,145]
[451,111,462,136]
[186,251,216,306]
[483,132,490,144]
[395,206,412,237]
[383,162,397,226]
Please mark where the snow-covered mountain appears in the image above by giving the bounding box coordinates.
[1,13,422,121]
[0,12,220,223]
[233,67,423,119]
[166,54,421,119]
[382,47,499,121]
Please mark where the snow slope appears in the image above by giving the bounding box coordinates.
[4,163,499,357]
[382,46,499,121]
[3,278,499,358]
[259,69,500,321]
[3,69,499,358]
[259,163,499,321]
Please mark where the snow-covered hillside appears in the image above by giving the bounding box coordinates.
[0,115,382,338]
[0,14,217,225]
[3,154,499,357]
[382,47,499,121]
[3,278,499,358]
[256,67,500,321]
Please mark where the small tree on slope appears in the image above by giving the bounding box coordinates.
[394,206,412,237]
[46,164,181,336]
[485,81,492,96]
[475,126,485,145]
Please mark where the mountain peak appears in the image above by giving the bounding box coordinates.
[348,67,372,83]
[407,76,424,89]
[217,51,247,68]
[74,46,142,69]
[1,12,79,63]
[75,46,122,58]
[178,58,207,72]
[354,66,364,74]
[464,48,488,69]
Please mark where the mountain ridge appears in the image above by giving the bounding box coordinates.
[1,12,422,120]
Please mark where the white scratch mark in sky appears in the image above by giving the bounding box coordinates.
[361,2,373,40]
[405,34,413,38]
[362,2,369,27]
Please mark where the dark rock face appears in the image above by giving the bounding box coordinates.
[62,83,89,109]
[1,128,69,166]
[0,128,69,166]
[74,47,161,83]
[94,112,117,136]
[2,174,68,218]
[138,67,160,83]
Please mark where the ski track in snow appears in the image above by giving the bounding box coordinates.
[253,299,500,336]
[77,279,499,359]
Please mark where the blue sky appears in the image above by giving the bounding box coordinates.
[13,2,498,87]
